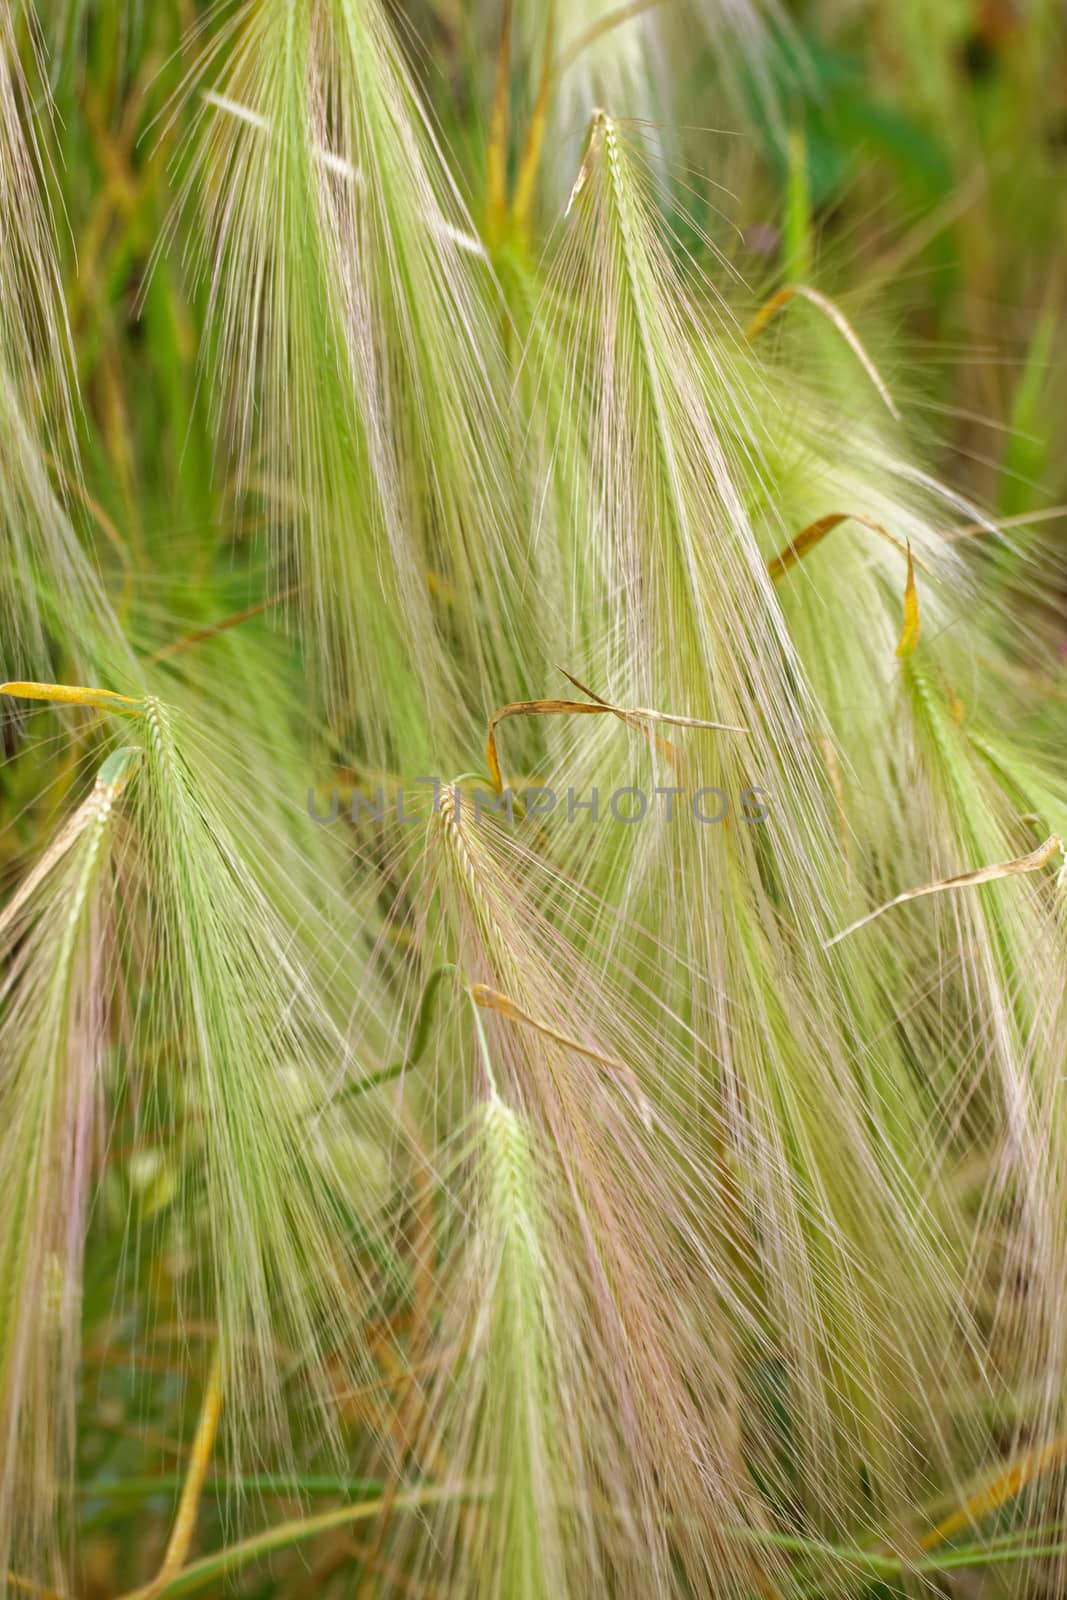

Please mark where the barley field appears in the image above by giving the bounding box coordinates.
[2,2,1066,1597]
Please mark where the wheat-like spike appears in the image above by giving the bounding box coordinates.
[529,108,980,1538]
[353,792,782,1595]
[171,0,537,765]
[0,754,134,1593]
[128,694,394,1440]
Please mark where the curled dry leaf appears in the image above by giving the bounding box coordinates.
[744,283,901,421]
[471,981,625,1072]
[471,981,655,1129]
[767,512,929,584]
[824,834,1064,950]
[485,669,746,792]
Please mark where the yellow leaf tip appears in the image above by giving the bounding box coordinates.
[895,545,921,657]
[1,681,143,715]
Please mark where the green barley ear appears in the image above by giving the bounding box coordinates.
[2,686,407,1564]
[0,748,136,1594]
[173,0,532,764]
[528,114,977,1533]
[437,1090,570,1600]
[552,110,815,777]
[891,656,1067,1419]
[474,1095,559,1599]
[760,366,1067,1512]
[126,694,394,1440]
[362,792,782,1597]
